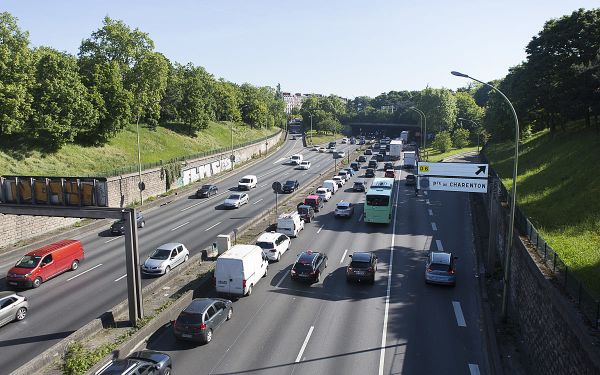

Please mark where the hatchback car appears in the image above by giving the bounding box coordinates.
[338,170,350,181]
[368,160,378,169]
[256,232,290,261]
[196,184,218,198]
[346,252,378,284]
[334,201,355,218]
[142,243,190,276]
[315,187,332,202]
[223,193,249,208]
[282,180,300,193]
[350,162,360,171]
[376,153,384,162]
[298,161,311,170]
[385,169,395,178]
[353,180,366,192]
[357,155,367,162]
[344,167,355,177]
[318,147,327,153]
[425,252,458,286]
[290,251,328,283]
[297,204,315,223]
[365,168,375,178]
[384,162,394,170]
[335,151,346,158]
[0,291,28,328]
[364,149,373,155]
[173,298,233,344]
[110,212,145,235]
[97,350,172,375]
[332,176,345,188]
[405,174,416,186]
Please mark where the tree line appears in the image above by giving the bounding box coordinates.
[0,13,286,150]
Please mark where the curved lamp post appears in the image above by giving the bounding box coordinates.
[408,107,424,149]
[409,106,427,160]
[451,70,519,320]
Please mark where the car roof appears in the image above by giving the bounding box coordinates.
[430,252,452,265]
[298,251,320,262]
[285,180,297,184]
[157,242,183,250]
[26,239,80,257]
[0,291,19,299]
[306,194,319,199]
[336,201,351,207]
[99,358,143,374]
[201,184,215,188]
[351,252,372,262]
[354,181,364,184]
[184,298,216,314]
[257,232,284,242]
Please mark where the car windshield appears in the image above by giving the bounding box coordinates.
[366,195,390,206]
[150,249,171,260]
[294,263,313,271]
[240,179,251,183]
[429,263,451,271]
[337,203,350,209]
[113,220,125,226]
[316,189,327,194]
[354,182,364,186]
[285,181,295,185]
[228,194,241,200]
[298,207,309,214]
[256,241,274,250]
[15,255,42,268]
[201,185,212,190]
[177,312,203,324]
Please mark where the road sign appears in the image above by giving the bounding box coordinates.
[272,181,282,193]
[418,162,488,178]
[419,176,488,193]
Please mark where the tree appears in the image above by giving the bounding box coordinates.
[431,131,452,153]
[129,52,169,129]
[0,12,33,135]
[455,91,484,130]
[417,88,457,133]
[177,63,212,134]
[214,79,241,122]
[452,128,470,149]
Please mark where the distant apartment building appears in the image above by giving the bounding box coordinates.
[282,92,306,114]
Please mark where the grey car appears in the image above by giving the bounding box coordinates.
[173,298,233,344]
[0,291,28,328]
[425,252,457,286]
[96,350,172,375]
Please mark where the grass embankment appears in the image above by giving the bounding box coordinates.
[304,131,343,146]
[485,126,600,297]
[424,145,479,162]
[0,122,279,177]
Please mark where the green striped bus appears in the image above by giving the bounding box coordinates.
[364,177,394,224]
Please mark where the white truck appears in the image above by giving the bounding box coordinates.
[215,244,269,296]
[400,131,409,143]
[276,211,304,237]
[402,151,417,169]
[389,140,403,161]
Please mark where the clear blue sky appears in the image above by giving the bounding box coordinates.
[3,0,598,98]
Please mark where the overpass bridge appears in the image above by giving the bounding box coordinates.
[346,122,421,140]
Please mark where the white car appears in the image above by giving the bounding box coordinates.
[256,232,291,262]
[335,151,346,158]
[329,148,337,153]
[311,146,319,151]
[298,161,311,170]
[318,147,327,153]
[315,187,332,202]
[223,193,249,208]
[142,243,190,275]
[332,176,346,187]
[338,170,350,181]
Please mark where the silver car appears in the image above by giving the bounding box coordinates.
[142,243,190,276]
[334,201,355,218]
[223,193,249,208]
[0,291,28,328]
[425,252,457,286]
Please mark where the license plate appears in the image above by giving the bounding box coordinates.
[8,281,17,285]
[182,334,192,338]
[356,271,365,275]
[218,280,227,285]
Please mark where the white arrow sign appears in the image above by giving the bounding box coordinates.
[418,176,488,193]
[418,162,488,178]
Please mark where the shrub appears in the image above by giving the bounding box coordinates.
[432,131,452,153]
[452,128,470,148]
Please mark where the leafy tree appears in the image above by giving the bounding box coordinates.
[178,63,212,133]
[455,91,484,130]
[214,79,241,122]
[417,88,457,133]
[431,131,452,153]
[0,12,33,135]
[129,52,169,129]
[451,128,470,149]
[159,63,182,123]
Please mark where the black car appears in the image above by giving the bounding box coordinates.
[364,149,372,155]
[350,162,360,171]
[196,184,218,198]
[173,298,233,344]
[297,204,315,223]
[375,153,384,162]
[368,160,378,169]
[282,180,300,193]
[384,162,394,170]
[97,350,172,375]
[353,180,366,192]
[365,168,375,178]
[357,155,367,162]
[110,213,145,235]
[405,174,416,186]
[291,251,328,283]
[346,251,378,284]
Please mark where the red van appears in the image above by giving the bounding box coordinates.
[6,240,85,289]
[304,194,324,212]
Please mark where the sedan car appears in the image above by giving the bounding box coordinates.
[97,350,172,375]
[357,155,367,162]
[298,161,311,170]
[173,298,233,344]
[368,160,378,169]
[385,169,395,178]
[344,167,355,177]
[334,201,355,218]
[365,168,375,178]
[110,212,145,235]
[425,252,457,286]
[384,162,394,170]
[364,149,373,155]
[315,187,332,202]
[223,193,249,208]
[346,252,378,284]
[282,180,300,193]
[290,251,328,283]
[0,291,28,328]
[335,151,346,158]
[142,243,190,276]
[318,147,327,153]
[405,174,416,186]
[196,184,218,198]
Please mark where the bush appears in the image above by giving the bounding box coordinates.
[432,131,452,153]
[452,128,470,148]
[63,342,116,375]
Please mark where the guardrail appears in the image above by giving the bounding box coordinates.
[481,153,599,329]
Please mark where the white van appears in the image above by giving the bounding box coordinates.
[215,244,269,296]
[277,211,305,238]
[290,154,303,165]
[238,175,257,190]
[323,179,339,195]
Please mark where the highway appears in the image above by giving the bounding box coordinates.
[141,156,488,375]
[0,136,358,373]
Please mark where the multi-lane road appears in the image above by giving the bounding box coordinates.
[140,149,489,374]
[0,136,358,373]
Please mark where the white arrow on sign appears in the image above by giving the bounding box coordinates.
[419,176,488,193]
[417,162,488,178]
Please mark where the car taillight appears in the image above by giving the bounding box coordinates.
[368,267,374,272]
[347,267,352,273]
[199,323,206,330]
[448,268,455,275]
[290,269,296,275]
[243,279,247,288]
[426,267,432,273]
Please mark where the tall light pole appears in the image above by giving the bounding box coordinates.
[135,116,143,205]
[309,113,313,145]
[458,117,481,153]
[452,70,519,320]
[230,122,235,170]
[408,107,424,149]
[409,106,427,159]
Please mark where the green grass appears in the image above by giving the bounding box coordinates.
[424,145,479,162]
[484,125,600,297]
[0,122,279,176]
[305,131,343,146]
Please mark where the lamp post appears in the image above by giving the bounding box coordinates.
[230,122,234,170]
[457,117,481,153]
[451,70,519,320]
[409,106,427,159]
[309,113,313,146]
[408,107,424,149]
[135,116,143,205]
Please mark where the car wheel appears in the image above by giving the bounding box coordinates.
[324,259,328,268]
[33,277,42,288]
[226,308,233,321]
[140,221,145,228]
[15,307,27,321]
[263,266,268,277]
[71,260,79,271]
[316,272,320,283]
[184,254,189,262]
[163,367,172,375]
[246,284,252,296]
[164,266,171,275]
[277,253,281,262]
[205,329,213,344]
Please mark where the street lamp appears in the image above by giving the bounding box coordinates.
[457,117,482,153]
[408,107,425,149]
[409,106,427,159]
[451,70,519,320]
[135,116,143,205]
[230,122,235,170]
[309,113,313,146]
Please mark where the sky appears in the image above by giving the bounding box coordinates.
[3,0,599,99]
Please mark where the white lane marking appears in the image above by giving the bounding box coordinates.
[358,213,363,222]
[259,184,268,188]
[340,249,348,264]
[252,198,264,205]
[452,301,467,327]
[424,190,428,195]
[275,270,290,287]
[282,172,289,176]
[317,225,324,234]
[114,274,127,282]
[431,222,437,231]
[205,221,222,232]
[428,209,433,216]
[67,263,102,281]
[170,221,190,231]
[436,240,444,251]
[105,236,123,243]
[426,199,430,205]
[295,326,315,362]
[181,201,202,212]
[315,164,320,167]
[378,167,402,375]
[468,364,480,375]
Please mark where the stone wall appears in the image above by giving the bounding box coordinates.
[0,130,283,249]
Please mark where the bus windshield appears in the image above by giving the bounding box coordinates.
[366,195,390,206]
